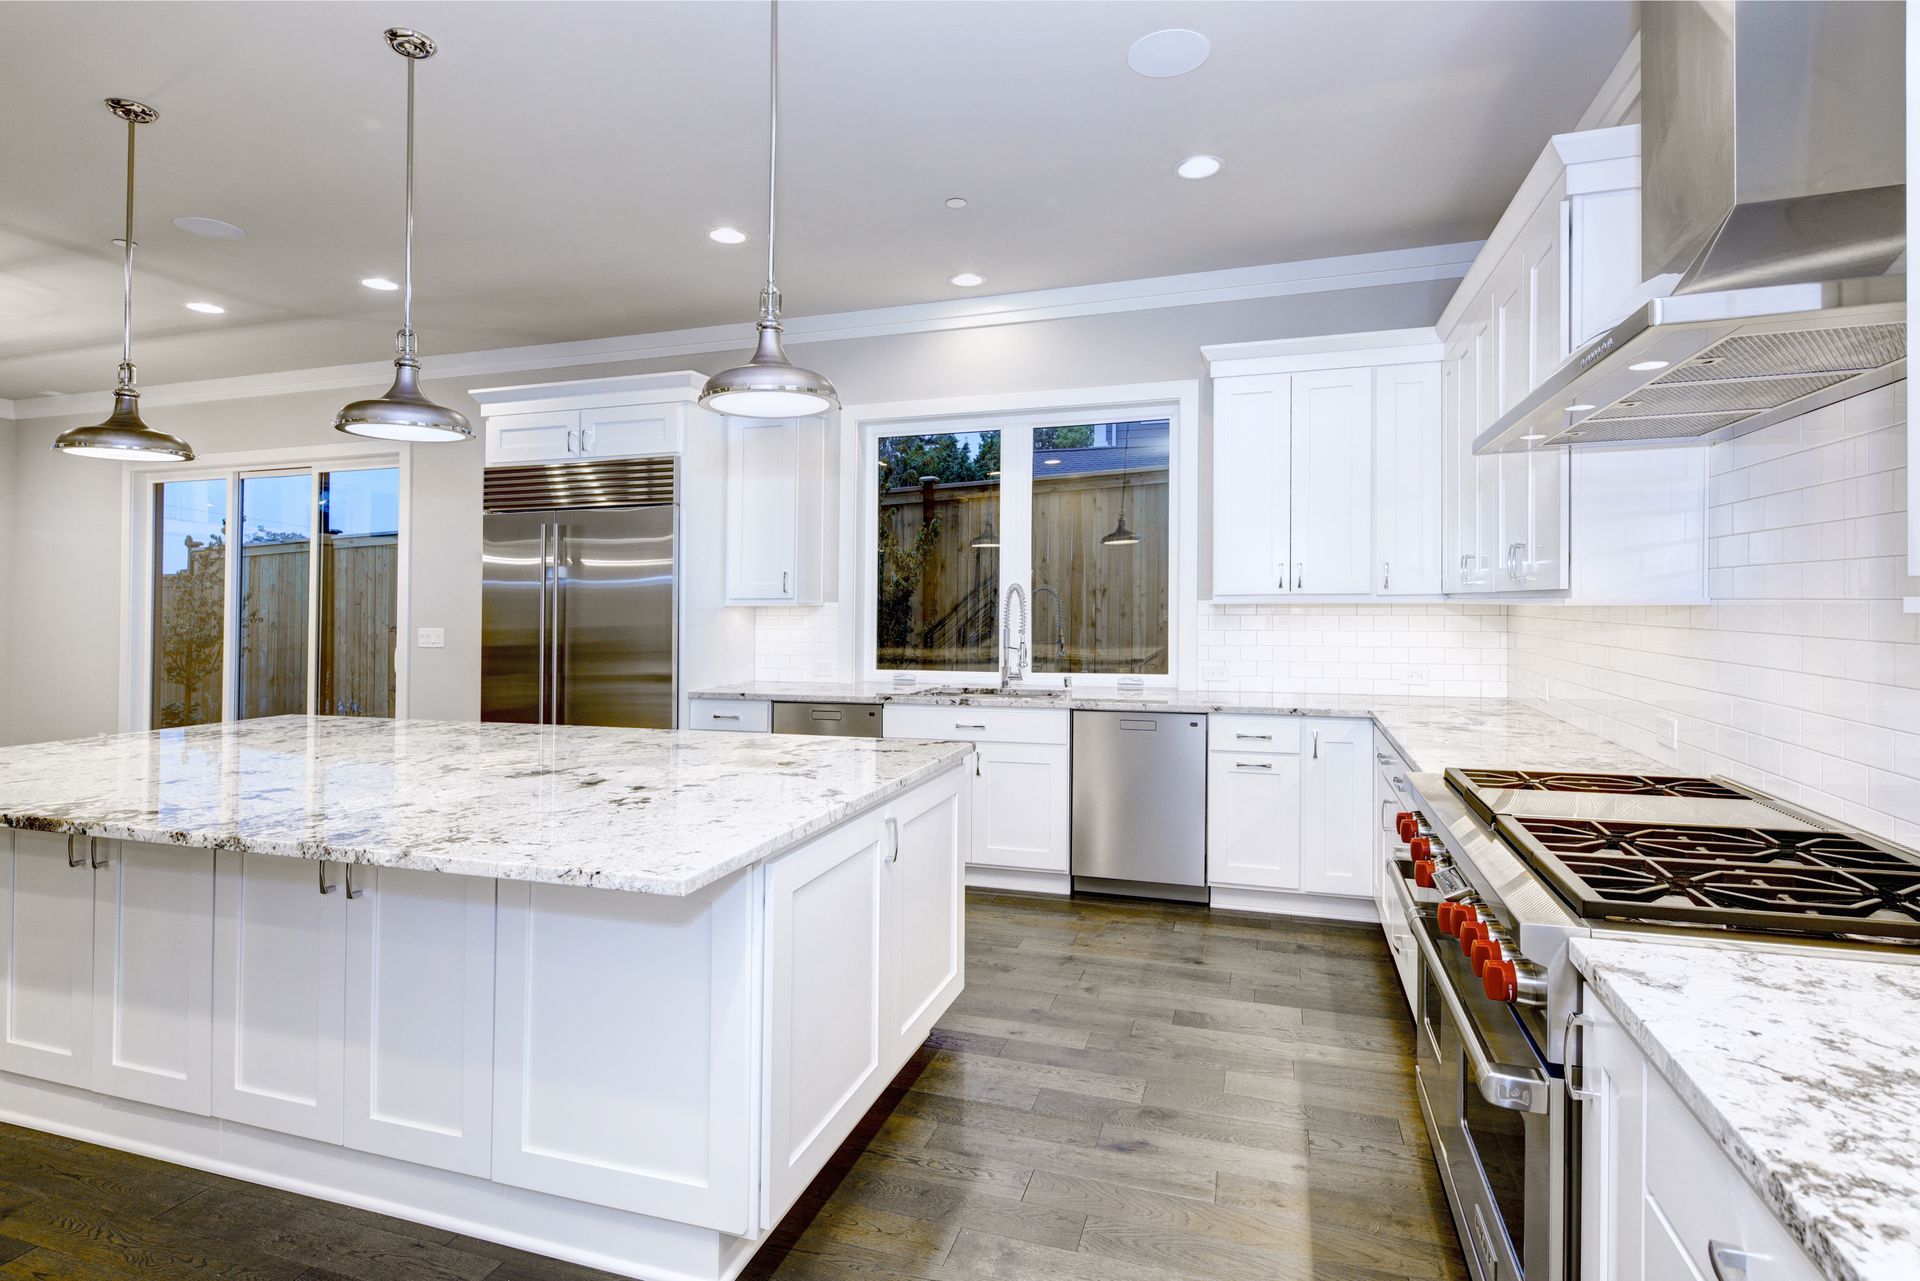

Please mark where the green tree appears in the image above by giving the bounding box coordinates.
[157,532,226,728]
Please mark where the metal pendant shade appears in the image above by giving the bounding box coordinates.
[700,0,837,419]
[969,520,999,550]
[1101,426,1141,547]
[334,29,472,443]
[53,99,195,462]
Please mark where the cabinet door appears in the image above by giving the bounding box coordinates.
[494,873,754,1232]
[91,841,215,1114]
[973,742,1071,873]
[1442,347,1471,593]
[1211,375,1291,596]
[1373,363,1444,596]
[1469,318,1502,592]
[580,403,679,458]
[487,410,580,466]
[764,817,887,1223]
[212,852,348,1144]
[1299,720,1374,898]
[727,418,800,602]
[1205,749,1302,890]
[883,770,966,1062]
[1289,369,1373,595]
[0,831,94,1088]
[1582,997,1648,1281]
[1525,447,1571,591]
[344,867,495,1177]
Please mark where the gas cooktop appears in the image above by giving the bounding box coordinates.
[1444,767,1920,942]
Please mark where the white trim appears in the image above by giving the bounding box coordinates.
[963,868,1070,896]
[12,242,1480,421]
[469,371,708,413]
[0,398,16,421]
[1208,886,1380,923]
[1204,326,1445,377]
[839,380,1201,689]
[1573,33,1642,133]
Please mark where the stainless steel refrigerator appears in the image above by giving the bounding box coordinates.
[482,457,677,729]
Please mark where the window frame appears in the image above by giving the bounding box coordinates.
[843,382,1200,688]
[121,443,411,732]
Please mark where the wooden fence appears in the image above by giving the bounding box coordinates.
[878,472,1168,673]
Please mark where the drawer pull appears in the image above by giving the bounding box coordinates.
[1235,732,1272,741]
[1709,1242,1761,1281]
[1120,720,1158,731]
[711,713,741,721]
[955,722,988,730]
[1235,761,1273,771]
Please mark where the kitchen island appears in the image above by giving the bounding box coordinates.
[0,716,973,1281]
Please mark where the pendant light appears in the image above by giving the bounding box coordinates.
[969,520,999,550]
[53,100,195,462]
[699,0,838,419]
[1101,426,1141,547]
[334,29,472,443]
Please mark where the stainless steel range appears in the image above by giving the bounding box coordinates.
[1381,766,1920,1281]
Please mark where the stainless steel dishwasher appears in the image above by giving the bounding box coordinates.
[770,701,884,737]
[1071,710,1208,902]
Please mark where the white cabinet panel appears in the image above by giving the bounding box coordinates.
[1299,720,1373,899]
[764,816,886,1221]
[344,867,495,1177]
[579,403,680,458]
[726,417,825,605]
[0,831,94,1088]
[688,698,772,732]
[1373,363,1444,596]
[1289,369,1373,595]
[1211,375,1291,597]
[91,841,214,1113]
[487,410,581,466]
[884,704,1069,747]
[1206,749,1302,891]
[973,742,1071,873]
[212,852,347,1144]
[493,874,753,1232]
[1470,318,1502,593]
[1525,448,1571,592]
[883,771,965,1060]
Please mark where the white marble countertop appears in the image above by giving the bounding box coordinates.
[691,684,1664,774]
[1571,937,1920,1281]
[0,717,971,896]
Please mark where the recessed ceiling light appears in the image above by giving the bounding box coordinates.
[1520,433,1547,442]
[709,226,747,244]
[173,215,245,240]
[1176,154,1223,180]
[184,301,225,314]
[1566,403,1596,412]
[1127,28,1210,78]
[1042,457,1062,466]
[1628,359,1670,372]
[944,197,968,209]
[949,272,984,288]
[361,277,400,291]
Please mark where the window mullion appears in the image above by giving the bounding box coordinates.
[1000,425,1036,677]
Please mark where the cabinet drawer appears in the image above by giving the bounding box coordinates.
[1643,1066,1822,1281]
[884,704,1070,747]
[580,403,680,458]
[688,699,771,733]
[1208,714,1301,754]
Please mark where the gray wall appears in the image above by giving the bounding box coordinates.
[0,420,13,737]
[4,277,1451,745]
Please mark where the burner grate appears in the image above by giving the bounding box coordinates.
[1457,769,1745,798]
[1498,817,1920,941]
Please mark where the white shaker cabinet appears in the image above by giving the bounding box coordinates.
[1289,370,1374,595]
[1298,719,1374,898]
[1206,747,1303,890]
[880,769,966,1065]
[1373,362,1445,595]
[0,831,96,1089]
[1210,374,1293,597]
[726,416,827,605]
[483,403,685,466]
[91,841,216,1114]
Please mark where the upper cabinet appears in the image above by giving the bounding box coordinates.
[473,374,706,467]
[1437,125,1707,603]
[1207,330,1444,603]
[724,416,829,606]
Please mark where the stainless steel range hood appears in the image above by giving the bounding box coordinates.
[1476,0,1906,454]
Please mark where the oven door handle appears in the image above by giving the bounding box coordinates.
[1392,870,1550,1115]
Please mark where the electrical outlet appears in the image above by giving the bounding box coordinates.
[1656,715,1680,752]
[416,627,445,649]
[1200,662,1228,680]
[1403,667,1429,686]
[811,661,834,679]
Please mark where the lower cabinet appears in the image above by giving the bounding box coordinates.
[1579,994,1821,1281]
[0,831,97,1089]
[1206,748,1303,888]
[93,840,216,1114]
[1205,716,1375,914]
[1299,720,1373,898]
[973,742,1071,873]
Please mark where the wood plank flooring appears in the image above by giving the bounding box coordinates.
[0,891,1466,1281]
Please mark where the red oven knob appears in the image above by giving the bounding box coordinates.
[1413,859,1436,888]
[1396,812,1417,842]
[1469,937,1502,978]
[1483,959,1518,1003]
[1450,905,1479,937]
[1436,901,1460,933]
[1458,920,1488,956]
[1408,835,1432,860]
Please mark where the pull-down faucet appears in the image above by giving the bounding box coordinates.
[1000,582,1028,689]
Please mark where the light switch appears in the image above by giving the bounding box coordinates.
[417,627,446,649]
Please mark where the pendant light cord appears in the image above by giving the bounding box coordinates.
[118,114,136,388]
[400,54,417,357]
[762,0,780,320]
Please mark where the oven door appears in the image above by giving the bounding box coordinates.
[1396,871,1568,1281]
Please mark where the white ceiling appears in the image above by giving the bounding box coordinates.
[0,0,1634,403]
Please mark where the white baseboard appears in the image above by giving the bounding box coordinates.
[0,1072,756,1281]
[965,866,1071,895]
[1208,886,1380,923]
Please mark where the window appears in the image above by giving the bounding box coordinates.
[864,401,1180,682]
[139,455,403,729]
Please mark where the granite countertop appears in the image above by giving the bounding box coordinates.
[692,683,1664,775]
[1571,937,1920,1281]
[0,716,970,896]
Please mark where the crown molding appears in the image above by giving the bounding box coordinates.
[1574,32,1641,133]
[0,398,15,421]
[11,240,1480,421]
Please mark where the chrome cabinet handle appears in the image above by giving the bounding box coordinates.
[955,722,987,730]
[1565,1011,1600,1102]
[1381,799,1397,833]
[566,428,577,454]
[712,713,740,721]
[1376,751,1392,765]
[1234,732,1272,741]
[345,863,364,899]
[581,424,594,453]
[1709,1241,1761,1281]
[91,840,107,870]
[1312,730,1320,760]
[1382,560,1390,591]
[885,816,901,864]
[781,569,790,594]
[1234,761,1273,770]
[66,835,84,869]
[318,861,337,895]
[1277,562,1286,591]
[1294,562,1303,590]
[1506,542,1525,581]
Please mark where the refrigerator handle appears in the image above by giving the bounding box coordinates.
[536,522,551,725]
[550,523,566,724]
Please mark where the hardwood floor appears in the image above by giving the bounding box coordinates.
[0,891,1466,1281]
